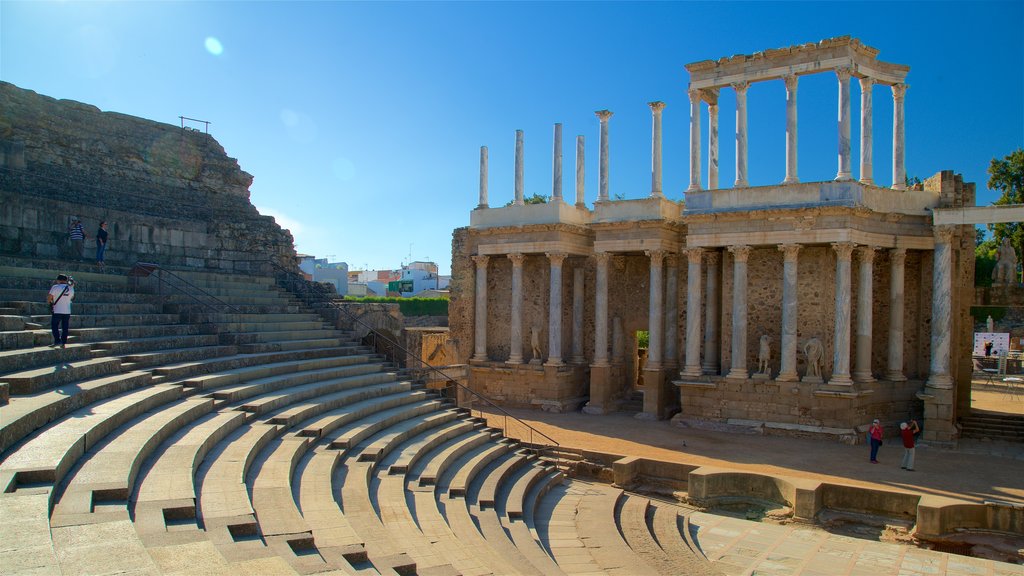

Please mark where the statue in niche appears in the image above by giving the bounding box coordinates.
[803,338,824,382]
[757,335,772,376]
[993,238,1019,285]
[987,315,995,333]
[530,326,542,365]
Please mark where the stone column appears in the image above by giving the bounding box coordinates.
[646,250,665,369]
[593,252,610,366]
[552,123,563,203]
[649,101,665,198]
[886,248,908,381]
[891,84,908,190]
[572,265,585,364]
[830,242,855,385]
[702,251,721,375]
[859,77,874,185]
[726,245,751,379]
[783,75,799,184]
[546,253,566,366]
[706,90,720,190]
[776,244,801,381]
[927,226,955,389]
[664,254,678,368]
[733,82,750,188]
[478,146,489,208]
[835,67,853,181]
[687,89,702,192]
[471,255,489,361]
[575,135,586,208]
[596,110,612,201]
[514,130,525,205]
[681,248,704,378]
[507,253,525,364]
[853,246,876,383]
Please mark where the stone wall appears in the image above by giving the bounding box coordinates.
[0,82,297,274]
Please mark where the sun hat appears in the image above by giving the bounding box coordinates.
[900,422,908,430]
[872,419,879,423]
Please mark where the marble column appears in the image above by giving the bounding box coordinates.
[552,123,563,203]
[649,101,665,198]
[783,75,799,184]
[859,77,874,185]
[706,90,720,190]
[687,89,702,192]
[646,250,665,369]
[927,227,955,389]
[514,130,525,205]
[830,242,855,385]
[681,248,704,378]
[546,253,566,366]
[478,146,489,208]
[702,252,721,375]
[733,82,750,188]
[597,110,613,201]
[575,135,586,208]
[776,244,801,382]
[664,254,678,368]
[726,245,751,379]
[853,246,876,383]
[891,84,908,190]
[507,253,525,364]
[593,252,610,366]
[886,248,908,381]
[472,255,489,361]
[572,265,585,363]
[835,67,853,181]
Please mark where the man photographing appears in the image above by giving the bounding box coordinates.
[47,274,75,348]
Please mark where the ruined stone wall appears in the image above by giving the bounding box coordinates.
[0,82,297,274]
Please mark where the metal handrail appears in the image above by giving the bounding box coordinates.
[270,262,564,464]
[128,262,242,316]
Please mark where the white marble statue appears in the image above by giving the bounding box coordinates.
[993,238,1019,285]
[804,338,824,379]
[757,335,772,375]
[530,326,542,364]
[987,315,995,333]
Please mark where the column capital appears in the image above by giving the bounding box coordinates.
[727,245,751,262]
[472,254,489,269]
[684,247,704,264]
[892,83,909,101]
[595,109,613,122]
[700,88,719,106]
[645,249,666,266]
[648,101,666,114]
[593,251,611,265]
[835,66,853,82]
[731,81,750,95]
[890,247,908,265]
[687,88,702,103]
[777,243,802,262]
[832,241,856,261]
[934,225,956,244]
[783,74,798,92]
[508,252,526,267]
[546,252,567,266]
[858,76,874,92]
[856,245,877,263]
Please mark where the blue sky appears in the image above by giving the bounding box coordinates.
[3,1,1021,275]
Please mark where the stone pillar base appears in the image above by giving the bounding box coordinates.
[800,375,823,384]
[916,387,956,445]
[725,368,748,380]
[584,364,614,415]
[852,371,875,383]
[776,371,798,383]
[638,368,675,420]
[885,371,907,382]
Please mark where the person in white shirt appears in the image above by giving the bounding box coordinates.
[47,274,75,348]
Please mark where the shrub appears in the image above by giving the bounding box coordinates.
[343,296,448,316]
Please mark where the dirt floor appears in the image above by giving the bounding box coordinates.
[475,378,1024,505]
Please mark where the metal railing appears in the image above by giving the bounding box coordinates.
[128,262,242,320]
[270,262,566,469]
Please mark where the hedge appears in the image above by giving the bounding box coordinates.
[343,296,448,317]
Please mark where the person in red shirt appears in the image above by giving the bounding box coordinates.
[868,419,883,463]
[900,420,920,471]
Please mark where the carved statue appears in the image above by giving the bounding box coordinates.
[987,315,995,333]
[993,238,1019,285]
[757,335,772,375]
[530,326,542,363]
[804,338,824,378]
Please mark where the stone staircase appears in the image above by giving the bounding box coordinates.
[0,260,717,575]
[960,410,1024,443]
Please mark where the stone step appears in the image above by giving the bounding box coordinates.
[238,337,356,354]
[0,330,37,351]
[221,328,346,345]
[205,320,332,333]
[354,409,459,464]
[328,399,446,452]
[0,289,164,304]
[121,344,239,370]
[0,265,129,287]
[572,484,660,575]
[298,447,369,563]
[0,356,124,395]
[447,442,510,498]
[269,381,414,430]
[228,368,395,415]
[164,302,301,315]
[90,333,223,356]
[164,293,297,306]
[505,465,555,522]
[60,323,208,343]
[28,312,181,328]
[296,390,432,439]
[387,419,478,476]
[186,312,323,323]
[0,342,96,375]
[12,301,166,316]
[499,467,566,576]
[648,501,721,575]
[154,347,361,384]
[477,451,532,510]
[415,430,497,488]
[197,423,283,525]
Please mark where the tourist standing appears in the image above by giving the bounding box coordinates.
[900,420,920,471]
[95,221,108,267]
[47,274,75,348]
[868,419,883,463]
[68,217,86,260]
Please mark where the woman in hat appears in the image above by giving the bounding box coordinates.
[868,419,884,464]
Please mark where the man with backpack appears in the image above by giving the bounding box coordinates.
[47,274,75,348]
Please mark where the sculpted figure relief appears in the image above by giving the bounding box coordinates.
[757,335,772,375]
[804,338,824,378]
[993,238,1019,285]
[530,326,542,364]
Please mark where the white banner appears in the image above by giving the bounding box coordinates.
[974,332,1011,357]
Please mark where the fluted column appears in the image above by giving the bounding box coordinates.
[835,67,853,181]
[891,84,908,190]
[593,252,610,366]
[783,74,799,184]
[706,90,720,190]
[664,254,678,368]
[575,135,586,208]
[702,252,721,375]
[572,265,585,363]
[478,146,489,208]
[733,82,750,188]
[853,246,876,383]
[472,255,489,361]
[886,248,908,381]
[507,253,525,364]
[646,250,665,369]
[513,130,525,205]
[859,77,874,185]
[830,242,855,385]
[927,227,955,389]
[596,110,612,201]
[552,123,563,203]
[686,89,702,192]
[776,244,801,381]
[681,248,704,378]
[546,253,566,366]
[649,101,665,198]
[726,245,751,379]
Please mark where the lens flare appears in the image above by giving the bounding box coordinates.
[205,37,224,56]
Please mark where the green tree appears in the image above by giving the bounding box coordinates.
[987,148,1024,259]
[505,193,548,206]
